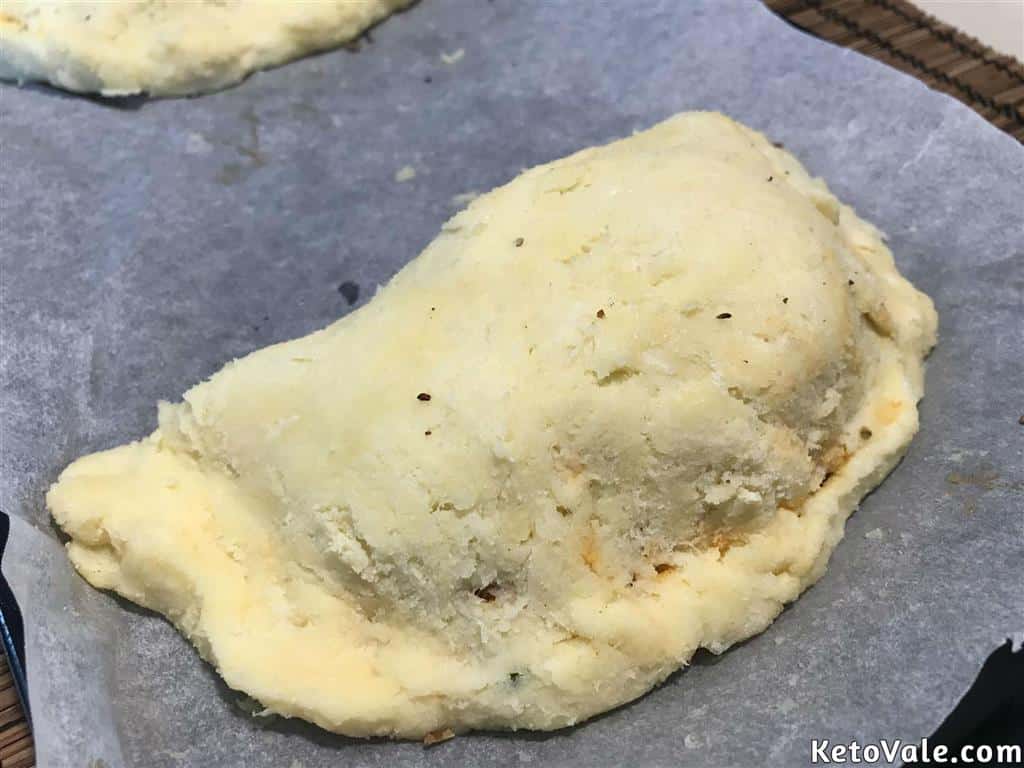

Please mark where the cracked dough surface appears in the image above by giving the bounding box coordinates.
[0,0,411,96]
[48,112,937,739]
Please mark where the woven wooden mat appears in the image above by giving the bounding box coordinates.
[766,0,1024,142]
[0,655,32,768]
[1,4,1021,767]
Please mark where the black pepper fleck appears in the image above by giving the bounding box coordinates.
[425,430,432,436]
[417,392,432,402]
[596,309,605,319]
[848,279,855,286]
[514,237,524,247]
[772,141,784,149]
[767,176,773,182]
[474,583,498,602]
[860,427,873,439]
[716,312,732,319]
[782,297,789,304]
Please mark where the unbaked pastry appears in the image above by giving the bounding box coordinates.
[0,0,412,96]
[48,112,937,739]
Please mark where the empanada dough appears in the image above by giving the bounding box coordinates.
[48,112,937,739]
[0,0,411,96]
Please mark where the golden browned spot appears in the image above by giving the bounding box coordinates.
[709,530,748,556]
[814,442,851,489]
[821,443,850,474]
[864,303,896,336]
[580,533,600,573]
[0,12,27,30]
[423,728,455,746]
[875,399,904,426]
[778,494,808,512]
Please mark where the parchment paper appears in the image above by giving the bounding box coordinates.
[1,1,1022,766]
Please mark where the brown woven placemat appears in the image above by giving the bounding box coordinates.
[1,5,1021,766]
[766,0,1024,143]
[0,654,33,768]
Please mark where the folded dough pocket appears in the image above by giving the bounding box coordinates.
[0,0,413,96]
[48,111,937,739]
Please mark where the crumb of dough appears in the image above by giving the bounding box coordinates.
[48,111,937,739]
[451,191,481,206]
[395,165,417,183]
[440,48,465,65]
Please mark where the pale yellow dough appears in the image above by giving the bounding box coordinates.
[0,0,411,96]
[48,112,937,739]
